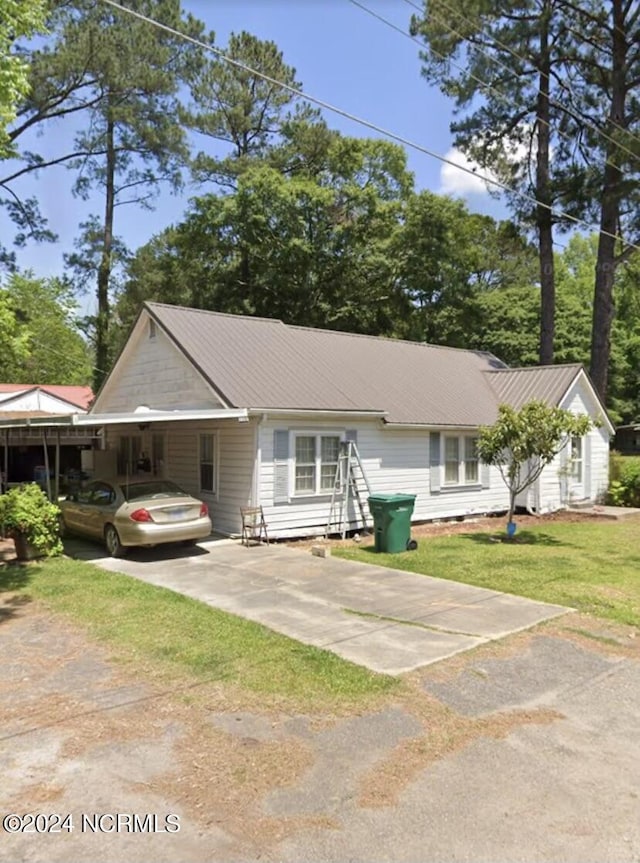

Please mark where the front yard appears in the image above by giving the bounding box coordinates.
[335,515,640,628]
[0,556,396,709]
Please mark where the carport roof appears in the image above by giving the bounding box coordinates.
[0,407,249,429]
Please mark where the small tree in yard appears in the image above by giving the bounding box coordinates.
[477,401,594,532]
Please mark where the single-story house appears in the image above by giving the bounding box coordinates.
[0,384,95,489]
[53,301,611,539]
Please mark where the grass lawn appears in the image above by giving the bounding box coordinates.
[0,556,397,707]
[335,517,640,627]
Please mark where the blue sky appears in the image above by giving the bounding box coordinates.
[4,0,503,299]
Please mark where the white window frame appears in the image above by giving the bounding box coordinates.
[151,432,166,477]
[199,432,218,496]
[117,434,142,475]
[443,434,480,487]
[292,431,342,497]
[571,436,583,483]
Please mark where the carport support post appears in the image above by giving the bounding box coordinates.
[3,429,8,492]
[54,429,60,500]
[42,427,52,500]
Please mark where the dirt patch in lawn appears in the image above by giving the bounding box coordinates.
[285,510,613,551]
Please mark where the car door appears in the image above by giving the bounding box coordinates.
[83,481,118,539]
[62,483,97,536]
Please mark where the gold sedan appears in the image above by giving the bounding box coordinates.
[59,478,212,557]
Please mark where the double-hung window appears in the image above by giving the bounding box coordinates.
[117,435,141,475]
[443,435,479,486]
[294,433,341,495]
[200,433,216,493]
[571,436,583,482]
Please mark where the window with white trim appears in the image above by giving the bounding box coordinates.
[199,433,216,493]
[294,433,341,495]
[117,435,141,475]
[151,433,165,477]
[571,436,583,482]
[443,435,479,486]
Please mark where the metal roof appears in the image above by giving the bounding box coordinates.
[0,384,94,410]
[146,303,507,426]
[484,365,583,409]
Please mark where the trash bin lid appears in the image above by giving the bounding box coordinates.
[368,493,416,504]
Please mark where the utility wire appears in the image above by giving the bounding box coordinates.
[401,0,640,165]
[349,0,626,182]
[96,0,638,254]
[347,0,569,252]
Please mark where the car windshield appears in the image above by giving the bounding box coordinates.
[121,480,190,502]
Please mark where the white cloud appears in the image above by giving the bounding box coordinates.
[439,147,497,196]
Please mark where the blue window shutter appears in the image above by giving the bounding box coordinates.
[345,429,358,444]
[429,432,441,493]
[481,462,491,489]
[273,430,289,504]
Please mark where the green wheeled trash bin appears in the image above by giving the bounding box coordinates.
[368,493,417,553]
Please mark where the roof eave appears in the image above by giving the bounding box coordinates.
[0,408,250,429]
[249,408,387,419]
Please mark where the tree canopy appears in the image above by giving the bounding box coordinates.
[0,0,46,158]
[411,0,640,401]
[0,272,92,384]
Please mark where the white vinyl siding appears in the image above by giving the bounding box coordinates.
[94,313,224,413]
[519,375,611,512]
[259,419,510,539]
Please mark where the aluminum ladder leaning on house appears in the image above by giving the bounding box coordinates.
[326,440,372,539]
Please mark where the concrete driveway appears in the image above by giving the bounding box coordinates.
[66,539,567,674]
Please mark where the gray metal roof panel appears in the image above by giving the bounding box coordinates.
[484,365,583,409]
[146,303,562,425]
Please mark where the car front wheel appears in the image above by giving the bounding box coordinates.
[104,524,127,558]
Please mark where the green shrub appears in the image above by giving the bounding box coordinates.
[0,483,63,556]
[607,454,640,507]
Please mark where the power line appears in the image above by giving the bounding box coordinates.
[401,0,640,166]
[96,0,639,255]
[349,0,627,182]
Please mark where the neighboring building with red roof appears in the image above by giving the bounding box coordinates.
[0,384,95,490]
[0,384,93,416]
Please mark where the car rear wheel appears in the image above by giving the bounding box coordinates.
[104,524,127,558]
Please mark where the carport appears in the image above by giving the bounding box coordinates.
[0,416,100,497]
[0,406,249,501]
